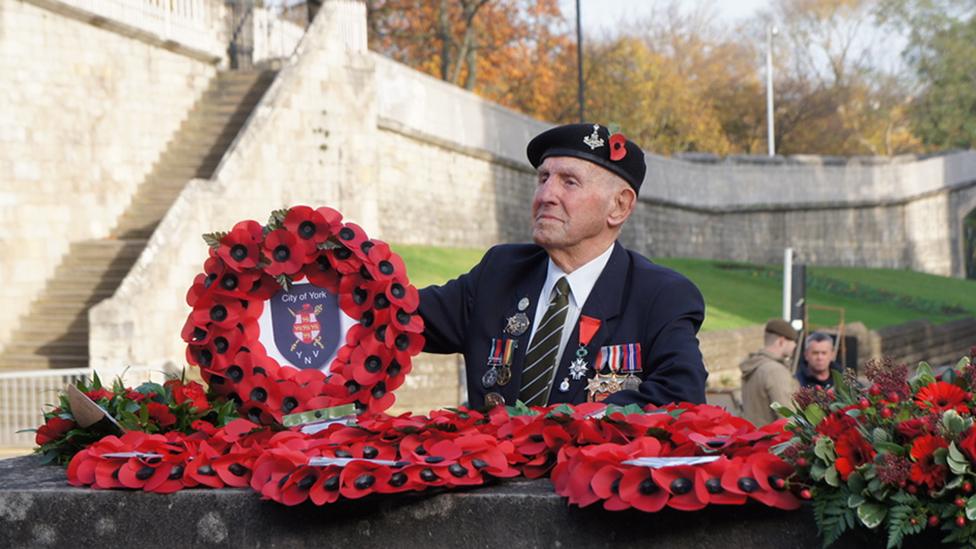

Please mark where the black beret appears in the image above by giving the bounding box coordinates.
[526,123,647,193]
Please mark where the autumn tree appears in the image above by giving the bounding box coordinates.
[880,0,976,148]
[365,0,577,122]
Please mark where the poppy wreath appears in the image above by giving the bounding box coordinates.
[63,400,803,514]
[182,206,424,423]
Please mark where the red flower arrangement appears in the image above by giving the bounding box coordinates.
[187,206,424,421]
[778,355,976,547]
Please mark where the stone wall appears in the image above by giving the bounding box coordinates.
[83,1,976,414]
[0,0,218,350]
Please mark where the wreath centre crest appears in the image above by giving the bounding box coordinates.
[182,206,424,423]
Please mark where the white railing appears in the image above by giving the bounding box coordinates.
[0,367,166,449]
[57,0,226,58]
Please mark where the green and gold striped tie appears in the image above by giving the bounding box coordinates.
[519,277,570,406]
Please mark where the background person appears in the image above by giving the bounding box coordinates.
[796,331,842,388]
[739,318,799,425]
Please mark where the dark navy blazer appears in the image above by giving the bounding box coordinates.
[418,242,707,408]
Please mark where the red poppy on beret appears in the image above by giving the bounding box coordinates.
[608,133,628,161]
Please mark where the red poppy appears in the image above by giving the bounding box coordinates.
[747,453,800,510]
[338,276,378,319]
[608,133,628,161]
[834,430,875,481]
[302,254,340,293]
[340,461,392,499]
[189,294,245,330]
[915,381,970,414]
[910,434,948,490]
[217,220,264,271]
[284,206,333,254]
[364,242,408,283]
[654,465,708,511]
[310,465,344,504]
[590,464,630,510]
[697,457,746,506]
[205,256,261,299]
[612,466,665,512]
[263,229,308,276]
[336,223,370,260]
[35,416,76,446]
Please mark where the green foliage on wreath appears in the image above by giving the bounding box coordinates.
[813,487,856,547]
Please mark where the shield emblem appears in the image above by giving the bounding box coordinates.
[267,281,340,370]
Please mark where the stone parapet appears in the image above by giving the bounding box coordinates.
[0,455,881,548]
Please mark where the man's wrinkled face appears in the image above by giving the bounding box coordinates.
[804,340,835,374]
[532,156,616,252]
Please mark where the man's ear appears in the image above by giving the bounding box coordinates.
[607,184,636,228]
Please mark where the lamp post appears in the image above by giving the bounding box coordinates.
[766,25,777,157]
[576,0,584,123]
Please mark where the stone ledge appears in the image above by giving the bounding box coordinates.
[0,455,909,548]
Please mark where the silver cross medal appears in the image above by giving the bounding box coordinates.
[569,347,589,380]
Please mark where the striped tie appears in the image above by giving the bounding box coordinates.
[519,277,570,407]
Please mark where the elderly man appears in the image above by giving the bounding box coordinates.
[796,332,841,389]
[418,123,707,408]
[739,318,799,425]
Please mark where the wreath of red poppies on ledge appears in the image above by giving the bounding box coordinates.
[181,206,424,423]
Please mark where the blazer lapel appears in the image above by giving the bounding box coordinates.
[558,242,630,404]
[503,255,549,401]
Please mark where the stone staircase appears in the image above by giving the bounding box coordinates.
[0,70,276,372]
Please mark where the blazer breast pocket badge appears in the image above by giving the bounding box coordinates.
[586,343,642,402]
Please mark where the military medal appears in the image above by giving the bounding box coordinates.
[558,377,570,393]
[588,344,625,403]
[517,297,530,311]
[504,312,530,337]
[496,338,516,386]
[570,315,601,383]
[484,392,505,409]
[620,343,643,391]
[484,338,516,388]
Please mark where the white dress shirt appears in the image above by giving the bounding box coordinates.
[527,243,615,370]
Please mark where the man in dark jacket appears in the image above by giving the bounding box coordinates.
[418,123,707,409]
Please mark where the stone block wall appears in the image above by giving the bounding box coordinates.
[0,0,217,350]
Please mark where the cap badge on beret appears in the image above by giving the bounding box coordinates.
[583,124,605,150]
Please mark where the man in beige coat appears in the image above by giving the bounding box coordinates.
[739,319,799,425]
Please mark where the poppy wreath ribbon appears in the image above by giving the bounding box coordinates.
[182,206,424,423]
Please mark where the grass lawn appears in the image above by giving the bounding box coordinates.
[393,244,976,333]
[656,258,976,332]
